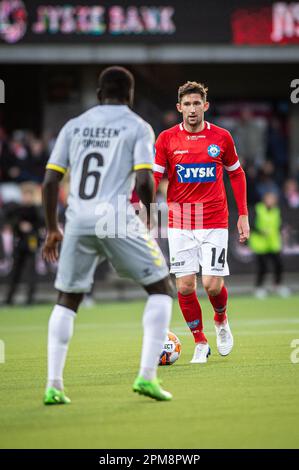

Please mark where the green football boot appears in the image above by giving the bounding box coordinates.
[133,376,172,401]
[43,387,71,405]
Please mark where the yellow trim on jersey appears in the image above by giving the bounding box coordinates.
[133,163,153,171]
[46,163,67,175]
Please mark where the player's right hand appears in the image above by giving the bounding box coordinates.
[42,229,63,263]
[237,215,250,243]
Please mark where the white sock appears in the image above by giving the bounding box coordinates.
[47,305,76,391]
[139,294,172,381]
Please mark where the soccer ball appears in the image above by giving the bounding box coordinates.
[159,332,181,366]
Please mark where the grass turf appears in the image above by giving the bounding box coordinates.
[0,295,299,449]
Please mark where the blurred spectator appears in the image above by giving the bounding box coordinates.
[0,183,22,206]
[249,192,290,299]
[267,117,288,184]
[0,126,6,148]
[1,129,49,184]
[3,131,31,183]
[162,110,179,128]
[0,126,11,181]
[43,130,57,154]
[283,179,299,209]
[157,110,179,135]
[243,161,260,205]
[4,183,43,305]
[28,137,48,183]
[233,108,267,166]
[256,161,280,200]
[1,127,23,206]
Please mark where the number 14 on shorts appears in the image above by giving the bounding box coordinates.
[211,247,226,268]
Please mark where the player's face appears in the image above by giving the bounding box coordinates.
[176,93,209,129]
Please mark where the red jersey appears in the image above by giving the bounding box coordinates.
[154,121,247,229]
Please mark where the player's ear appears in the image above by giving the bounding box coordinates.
[176,102,182,113]
[204,101,210,112]
[96,88,102,102]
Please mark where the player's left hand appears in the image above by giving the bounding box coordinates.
[237,215,250,243]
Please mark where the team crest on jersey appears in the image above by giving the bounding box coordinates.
[176,163,216,183]
[207,144,221,157]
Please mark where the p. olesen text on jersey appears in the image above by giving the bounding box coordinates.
[45,105,155,235]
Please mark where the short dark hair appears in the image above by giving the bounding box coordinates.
[97,66,134,102]
[178,81,208,103]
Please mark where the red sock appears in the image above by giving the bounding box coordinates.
[209,285,228,323]
[178,291,207,343]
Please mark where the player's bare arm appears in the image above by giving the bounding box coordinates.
[42,169,64,263]
[135,169,155,229]
[227,163,250,244]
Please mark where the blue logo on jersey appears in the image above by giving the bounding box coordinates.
[208,144,221,158]
[176,163,216,183]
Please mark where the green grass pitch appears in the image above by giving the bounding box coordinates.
[0,295,299,449]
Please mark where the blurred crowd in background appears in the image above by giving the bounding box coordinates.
[1,105,299,304]
[1,107,299,207]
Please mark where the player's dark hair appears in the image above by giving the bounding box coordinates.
[178,81,208,103]
[97,66,134,104]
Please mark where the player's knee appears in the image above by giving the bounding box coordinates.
[204,284,222,297]
[144,276,175,298]
[161,276,175,298]
[176,279,196,296]
[57,292,83,312]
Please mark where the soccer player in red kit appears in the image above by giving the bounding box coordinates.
[154,81,250,363]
